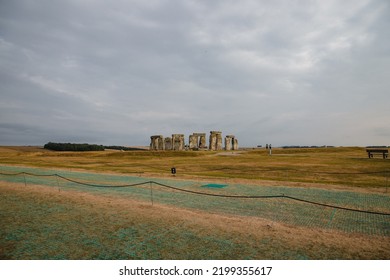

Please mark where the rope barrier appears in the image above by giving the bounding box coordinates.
[153,181,390,215]
[283,195,390,215]
[1,171,390,216]
[152,181,284,199]
[55,174,151,188]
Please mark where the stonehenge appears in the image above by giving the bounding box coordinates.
[189,134,198,150]
[189,133,207,150]
[164,137,172,150]
[225,135,238,151]
[150,135,164,150]
[209,131,223,151]
[150,131,238,151]
[225,136,232,151]
[172,134,185,151]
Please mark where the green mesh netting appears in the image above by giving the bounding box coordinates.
[1,165,389,237]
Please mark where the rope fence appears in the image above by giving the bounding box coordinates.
[1,171,389,216]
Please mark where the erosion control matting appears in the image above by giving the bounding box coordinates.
[1,165,390,236]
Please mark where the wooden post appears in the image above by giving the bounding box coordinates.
[150,182,154,206]
[56,176,60,192]
[23,174,27,187]
[327,208,337,229]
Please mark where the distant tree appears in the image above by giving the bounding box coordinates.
[44,142,104,151]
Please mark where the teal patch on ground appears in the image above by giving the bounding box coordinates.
[201,183,227,188]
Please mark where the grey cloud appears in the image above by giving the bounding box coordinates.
[0,0,389,147]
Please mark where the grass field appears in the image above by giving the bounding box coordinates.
[0,146,389,259]
[0,146,389,190]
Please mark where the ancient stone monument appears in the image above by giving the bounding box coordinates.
[189,133,207,150]
[150,135,164,150]
[150,131,237,151]
[199,134,207,149]
[225,135,238,150]
[172,134,185,151]
[233,138,238,150]
[209,131,223,151]
[189,134,197,150]
[225,135,233,151]
[150,134,184,151]
[164,137,172,150]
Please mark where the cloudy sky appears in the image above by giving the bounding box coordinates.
[0,0,389,147]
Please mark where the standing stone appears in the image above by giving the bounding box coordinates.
[225,135,233,151]
[172,134,185,151]
[199,134,207,149]
[209,131,222,151]
[164,137,173,150]
[150,136,155,150]
[216,132,223,150]
[150,136,156,150]
[189,135,198,150]
[232,138,239,150]
[150,135,164,150]
[225,135,238,150]
[209,132,217,150]
[189,133,207,150]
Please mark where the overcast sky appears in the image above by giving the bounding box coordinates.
[1,0,389,147]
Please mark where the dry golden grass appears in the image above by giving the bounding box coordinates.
[0,146,389,192]
[1,146,389,259]
[1,182,389,259]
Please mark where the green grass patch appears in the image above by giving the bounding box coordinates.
[201,183,227,188]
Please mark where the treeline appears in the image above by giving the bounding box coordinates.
[44,142,145,151]
[44,142,104,151]
[282,145,335,149]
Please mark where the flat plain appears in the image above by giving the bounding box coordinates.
[0,146,389,259]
